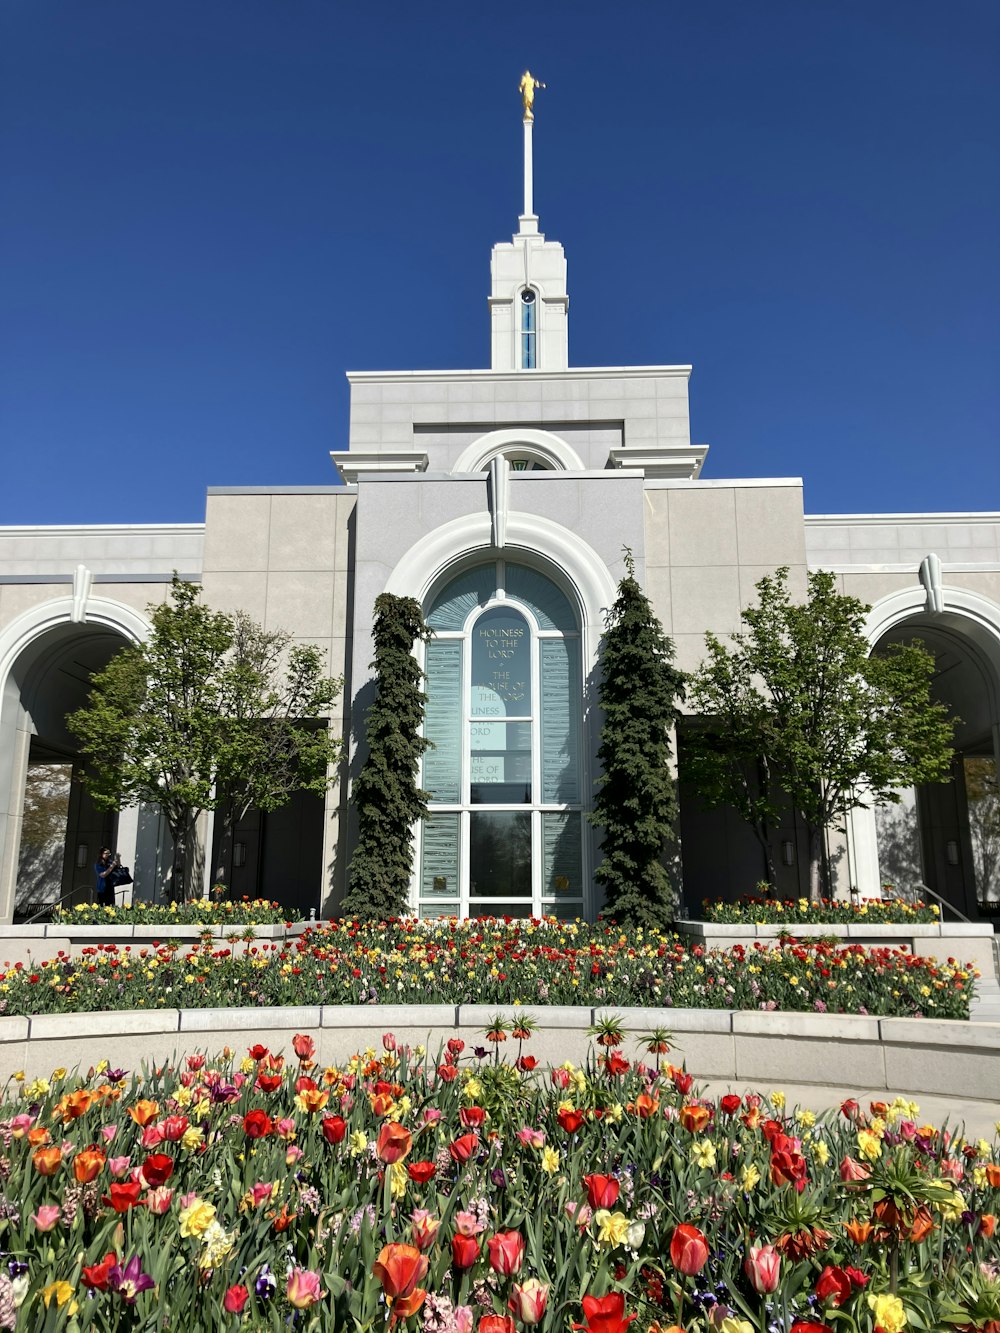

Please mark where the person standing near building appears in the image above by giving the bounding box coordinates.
[94,847,118,909]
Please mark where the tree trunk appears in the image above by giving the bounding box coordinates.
[807,825,823,903]
[168,810,203,902]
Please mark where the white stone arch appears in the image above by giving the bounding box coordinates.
[0,594,153,922]
[847,584,1000,901]
[450,428,585,476]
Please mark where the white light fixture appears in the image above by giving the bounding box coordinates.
[233,841,246,868]
[76,843,88,869]
[781,840,795,867]
[946,840,959,866]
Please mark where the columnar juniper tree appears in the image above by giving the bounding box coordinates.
[341,594,430,921]
[68,576,342,902]
[685,567,954,901]
[590,551,686,928]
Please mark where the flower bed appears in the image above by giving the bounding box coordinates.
[1,1028,998,1331]
[702,898,940,925]
[0,920,979,1020]
[53,898,297,926]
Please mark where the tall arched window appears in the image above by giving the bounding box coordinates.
[418,560,584,919]
[520,289,536,369]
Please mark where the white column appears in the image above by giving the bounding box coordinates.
[518,118,538,235]
[524,117,533,217]
[115,805,139,907]
[847,803,883,899]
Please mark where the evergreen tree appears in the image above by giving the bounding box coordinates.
[341,594,430,920]
[590,552,686,927]
[686,567,955,901]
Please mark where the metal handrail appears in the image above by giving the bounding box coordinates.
[18,882,123,928]
[885,880,975,926]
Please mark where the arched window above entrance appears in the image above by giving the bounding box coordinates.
[419,560,584,922]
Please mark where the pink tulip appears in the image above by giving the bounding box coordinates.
[108,1155,132,1179]
[140,1124,164,1149]
[509,1279,549,1324]
[455,1307,474,1333]
[745,1243,781,1294]
[411,1209,441,1251]
[454,1211,486,1237]
[145,1186,174,1215]
[276,1117,296,1139]
[286,1268,325,1310]
[839,1156,871,1183]
[31,1205,61,1232]
[100,1124,118,1143]
[10,1114,34,1137]
[516,1127,546,1148]
[382,1032,397,1051]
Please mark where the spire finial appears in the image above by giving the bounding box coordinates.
[519,70,545,122]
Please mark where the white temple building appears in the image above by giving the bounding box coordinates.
[1,85,998,925]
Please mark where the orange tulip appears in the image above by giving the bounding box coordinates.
[53,1089,96,1123]
[372,1243,428,1326]
[679,1104,711,1134]
[27,1127,51,1147]
[297,1087,329,1114]
[127,1100,159,1127]
[73,1147,107,1184]
[634,1093,659,1120]
[985,1164,1000,1188]
[844,1218,873,1244]
[377,1122,413,1164]
[32,1146,62,1177]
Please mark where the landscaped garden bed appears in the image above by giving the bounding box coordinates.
[701,897,941,925]
[1,1026,998,1331]
[0,919,980,1019]
[53,898,298,927]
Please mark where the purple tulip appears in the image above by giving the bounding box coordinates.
[109,1255,155,1304]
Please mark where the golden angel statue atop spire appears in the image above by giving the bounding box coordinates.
[519,70,546,121]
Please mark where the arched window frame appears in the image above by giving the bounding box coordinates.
[414,558,587,921]
[519,286,538,369]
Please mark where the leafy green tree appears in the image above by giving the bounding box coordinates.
[68,577,342,901]
[341,594,430,921]
[590,551,686,927]
[685,567,954,901]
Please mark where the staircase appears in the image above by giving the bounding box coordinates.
[970,968,1000,1023]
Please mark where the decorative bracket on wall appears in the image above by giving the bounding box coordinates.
[71,564,94,623]
[918,552,945,615]
[488,455,511,549]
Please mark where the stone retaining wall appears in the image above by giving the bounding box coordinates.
[0,922,310,967]
[676,921,998,981]
[1,1004,997,1101]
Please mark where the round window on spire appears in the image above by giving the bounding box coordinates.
[520,289,536,368]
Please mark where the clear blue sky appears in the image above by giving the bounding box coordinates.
[2,0,997,524]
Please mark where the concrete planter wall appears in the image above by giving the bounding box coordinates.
[676,920,998,982]
[1,1004,997,1102]
[0,922,310,967]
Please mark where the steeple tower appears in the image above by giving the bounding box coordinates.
[488,73,569,371]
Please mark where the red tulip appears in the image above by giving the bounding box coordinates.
[770,1148,809,1192]
[248,1044,269,1062]
[377,1122,413,1164]
[407,1160,436,1183]
[449,1132,479,1163]
[571,1292,638,1333]
[744,1243,780,1294]
[257,1071,282,1093]
[447,1037,464,1057]
[479,1318,516,1333]
[437,1063,459,1083]
[840,1099,860,1122]
[557,1109,585,1134]
[789,1324,834,1333]
[292,1033,316,1061]
[372,1243,428,1325]
[814,1266,852,1307]
[141,1153,174,1188]
[451,1233,480,1269]
[669,1223,709,1276]
[460,1106,486,1128]
[81,1252,117,1291]
[243,1110,272,1139]
[105,1180,143,1212]
[583,1174,620,1209]
[719,1094,742,1115]
[487,1230,525,1276]
[224,1284,249,1314]
[159,1115,188,1142]
[672,1069,694,1095]
[321,1115,347,1145]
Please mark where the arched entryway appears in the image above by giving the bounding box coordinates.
[866,590,1000,921]
[0,597,149,922]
